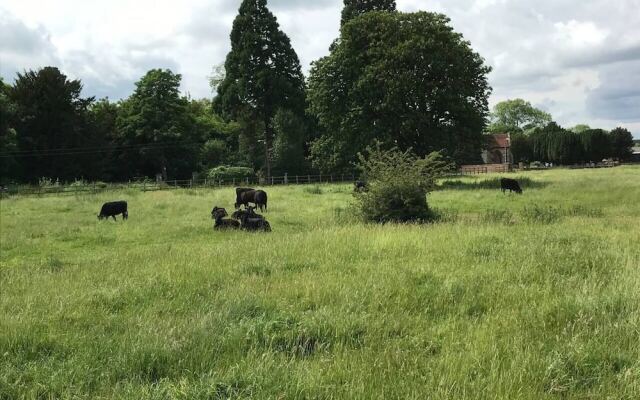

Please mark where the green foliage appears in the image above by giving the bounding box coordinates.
[570,124,591,133]
[308,11,491,172]
[214,0,307,176]
[487,99,552,134]
[0,78,19,182]
[272,109,309,175]
[608,127,634,161]
[353,143,450,223]
[116,69,198,180]
[341,0,396,25]
[525,123,632,164]
[580,129,611,161]
[207,166,256,182]
[510,132,533,163]
[8,67,96,182]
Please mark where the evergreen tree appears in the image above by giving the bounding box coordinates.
[341,0,396,25]
[8,67,95,182]
[608,127,634,161]
[0,78,20,182]
[116,69,197,180]
[214,0,306,177]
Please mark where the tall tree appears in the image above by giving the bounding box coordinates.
[341,0,396,25]
[8,67,95,182]
[214,0,306,177]
[487,99,552,134]
[580,129,611,162]
[116,69,197,180]
[608,127,634,161]
[87,98,120,180]
[0,78,19,182]
[308,12,491,171]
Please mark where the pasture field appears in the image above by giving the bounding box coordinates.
[1,166,640,399]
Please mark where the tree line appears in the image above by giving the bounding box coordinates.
[1,0,494,184]
[486,98,635,164]
[7,1,632,184]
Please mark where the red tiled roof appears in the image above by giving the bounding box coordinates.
[485,134,510,149]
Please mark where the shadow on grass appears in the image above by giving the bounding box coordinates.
[437,177,547,191]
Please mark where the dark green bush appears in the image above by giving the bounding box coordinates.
[353,143,451,223]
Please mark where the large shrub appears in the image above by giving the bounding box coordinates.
[207,166,256,182]
[353,143,451,223]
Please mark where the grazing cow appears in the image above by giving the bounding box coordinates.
[232,206,271,232]
[235,188,268,212]
[500,178,523,194]
[354,180,368,192]
[98,201,128,221]
[211,206,240,230]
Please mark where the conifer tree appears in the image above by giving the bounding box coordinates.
[214,0,306,177]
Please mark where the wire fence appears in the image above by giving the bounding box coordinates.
[0,173,359,198]
[0,162,626,198]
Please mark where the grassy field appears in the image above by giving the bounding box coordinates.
[1,166,639,399]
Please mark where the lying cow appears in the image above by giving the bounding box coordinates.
[500,178,523,194]
[211,206,240,230]
[232,206,271,232]
[235,188,268,212]
[98,201,128,221]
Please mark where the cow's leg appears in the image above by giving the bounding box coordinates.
[123,211,128,220]
[112,215,117,221]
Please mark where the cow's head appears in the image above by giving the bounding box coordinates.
[211,207,227,220]
[97,214,105,220]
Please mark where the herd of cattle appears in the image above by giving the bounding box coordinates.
[96,178,524,228]
[97,187,272,232]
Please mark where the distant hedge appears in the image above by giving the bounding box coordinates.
[206,166,256,182]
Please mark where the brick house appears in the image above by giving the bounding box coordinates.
[482,134,512,165]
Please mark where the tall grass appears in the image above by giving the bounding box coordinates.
[1,167,639,399]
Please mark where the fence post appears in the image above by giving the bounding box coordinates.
[319,173,322,183]
[296,175,299,184]
[307,174,311,184]
[143,181,146,192]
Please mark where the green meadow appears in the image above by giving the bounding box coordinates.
[1,166,639,399]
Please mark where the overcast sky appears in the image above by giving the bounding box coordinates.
[1,0,639,137]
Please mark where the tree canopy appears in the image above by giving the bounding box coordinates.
[8,67,96,182]
[116,69,197,179]
[341,0,396,25]
[487,99,552,134]
[308,11,492,172]
[214,0,306,177]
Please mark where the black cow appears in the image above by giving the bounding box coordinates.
[211,206,240,230]
[232,206,271,232]
[500,178,523,194]
[98,201,128,221]
[235,188,268,212]
[354,180,368,192]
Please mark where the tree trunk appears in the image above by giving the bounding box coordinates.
[264,121,273,179]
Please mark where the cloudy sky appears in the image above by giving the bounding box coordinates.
[1,0,639,136]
